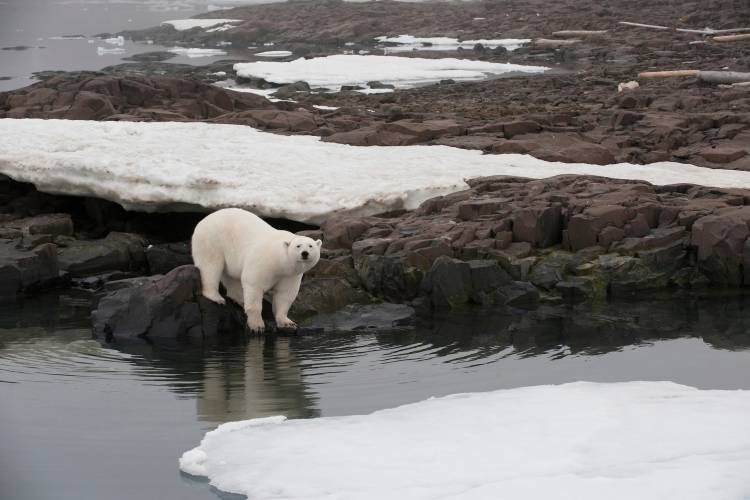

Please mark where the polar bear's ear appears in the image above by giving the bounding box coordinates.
[284,241,291,248]
[315,239,322,247]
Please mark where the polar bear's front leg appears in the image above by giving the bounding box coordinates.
[241,278,266,334]
[272,274,303,329]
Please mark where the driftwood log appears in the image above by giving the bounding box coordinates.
[551,30,607,38]
[713,34,750,42]
[620,22,750,35]
[533,38,581,48]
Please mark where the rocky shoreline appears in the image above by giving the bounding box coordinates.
[4,171,750,344]
[2,0,750,343]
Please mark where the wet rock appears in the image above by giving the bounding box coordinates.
[422,256,513,308]
[290,277,372,319]
[91,265,218,342]
[306,302,414,331]
[58,232,147,277]
[0,241,60,302]
[555,278,595,303]
[500,281,540,308]
[355,254,423,302]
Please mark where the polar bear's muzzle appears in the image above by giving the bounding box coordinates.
[301,251,310,260]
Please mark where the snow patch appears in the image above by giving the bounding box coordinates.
[6,119,750,223]
[376,34,530,52]
[168,47,226,58]
[234,54,548,91]
[254,50,293,58]
[161,19,242,31]
[179,382,750,500]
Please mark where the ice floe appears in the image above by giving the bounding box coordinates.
[167,47,227,58]
[96,46,125,55]
[5,119,750,223]
[179,381,750,500]
[254,50,293,58]
[234,54,548,91]
[161,19,242,31]
[376,34,530,52]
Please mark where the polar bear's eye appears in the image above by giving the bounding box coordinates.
[296,244,301,248]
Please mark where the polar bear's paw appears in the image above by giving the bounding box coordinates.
[246,316,266,334]
[202,291,226,305]
[276,318,298,330]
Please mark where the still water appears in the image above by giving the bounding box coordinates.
[0,0,244,91]
[2,291,750,500]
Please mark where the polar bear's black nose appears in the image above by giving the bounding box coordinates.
[301,251,309,259]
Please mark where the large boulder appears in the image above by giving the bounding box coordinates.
[91,265,244,343]
[691,207,750,285]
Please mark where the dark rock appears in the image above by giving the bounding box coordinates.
[499,281,540,308]
[289,277,372,319]
[691,207,750,285]
[555,278,594,303]
[57,232,147,277]
[305,303,414,331]
[0,241,60,302]
[91,265,217,342]
[146,242,193,275]
[367,81,395,90]
[422,256,471,309]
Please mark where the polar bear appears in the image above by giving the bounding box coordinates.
[191,208,321,333]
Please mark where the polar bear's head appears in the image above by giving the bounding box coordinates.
[285,236,322,271]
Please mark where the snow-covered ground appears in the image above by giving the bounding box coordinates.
[167,47,227,58]
[179,381,750,500]
[234,55,548,91]
[6,119,750,223]
[161,19,242,31]
[376,34,530,52]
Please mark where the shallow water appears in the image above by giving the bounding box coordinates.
[0,0,241,91]
[2,291,750,499]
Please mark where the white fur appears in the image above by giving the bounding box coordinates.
[191,208,321,333]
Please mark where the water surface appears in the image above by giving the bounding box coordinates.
[2,291,750,499]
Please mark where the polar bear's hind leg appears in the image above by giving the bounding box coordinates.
[222,275,244,306]
[192,232,226,305]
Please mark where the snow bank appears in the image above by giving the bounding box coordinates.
[234,54,548,90]
[376,34,530,52]
[5,119,750,223]
[254,50,293,58]
[161,19,242,31]
[168,47,227,58]
[179,382,750,500]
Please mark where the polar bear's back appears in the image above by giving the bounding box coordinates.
[192,208,280,277]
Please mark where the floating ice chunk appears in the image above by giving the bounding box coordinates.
[6,119,750,224]
[254,50,292,58]
[168,47,227,58]
[178,382,750,500]
[161,19,242,31]
[96,46,125,55]
[312,104,339,111]
[234,54,547,91]
[103,35,124,46]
